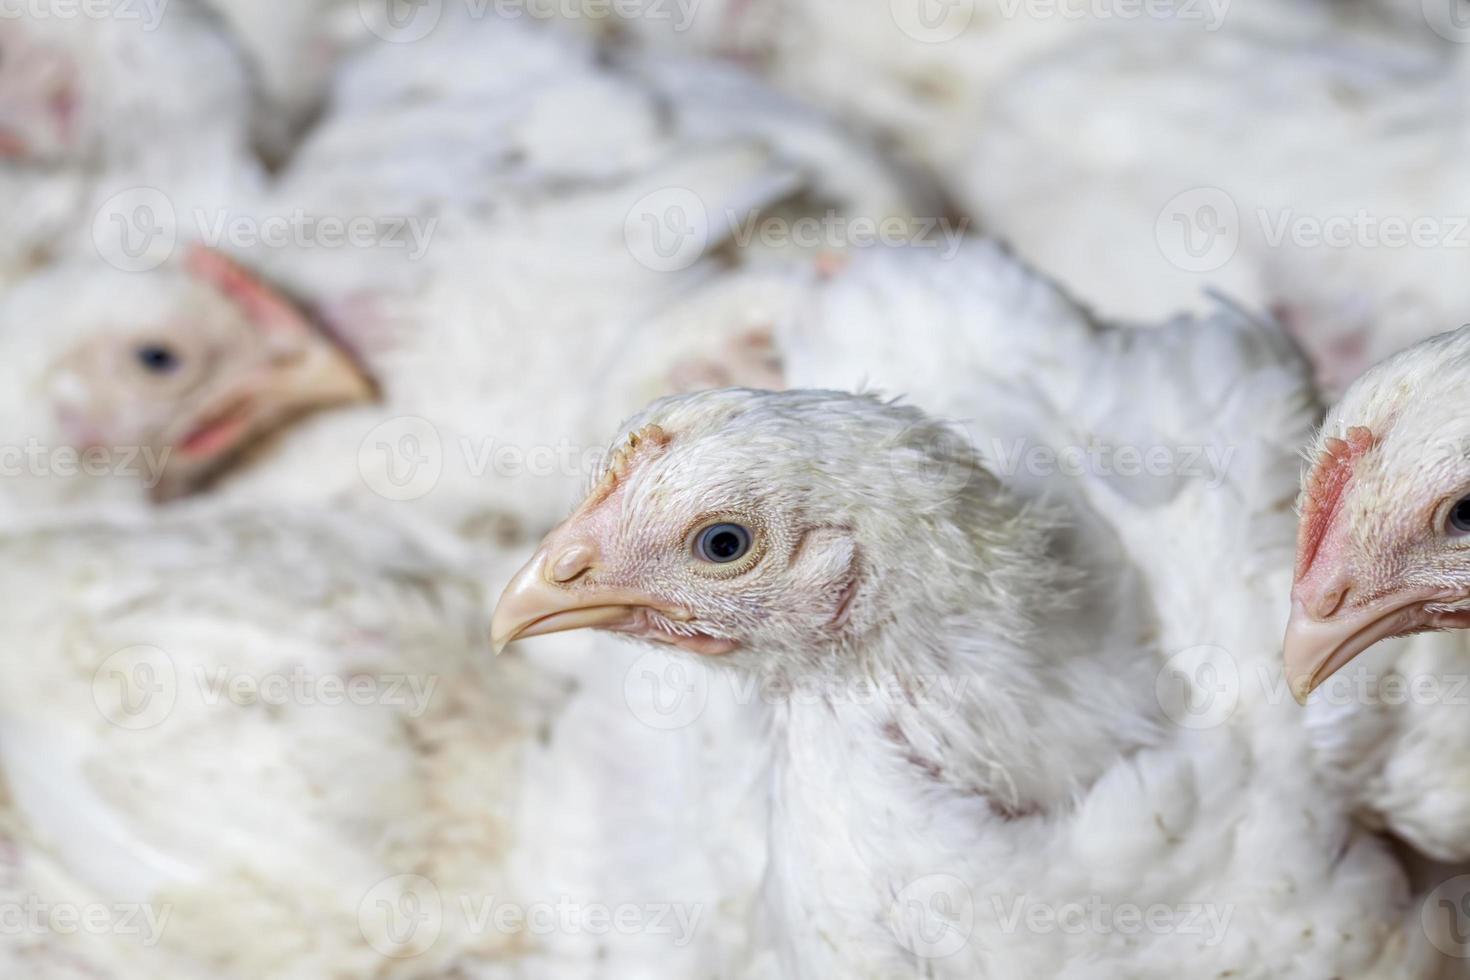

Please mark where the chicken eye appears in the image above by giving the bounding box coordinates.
[1449,498,1470,536]
[135,344,181,375]
[694,523,752,563]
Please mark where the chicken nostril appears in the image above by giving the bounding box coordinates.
[1311,584,1352,620]
[549,543,597,584]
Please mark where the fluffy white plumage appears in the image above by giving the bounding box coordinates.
[495,243,1453,976]
[4,3,1465,976]
[785,244,1470,912]
[774,246,1455,975]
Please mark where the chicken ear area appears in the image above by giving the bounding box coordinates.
[788,526,860,627]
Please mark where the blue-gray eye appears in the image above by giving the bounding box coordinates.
[695,523,752,563]
[1450,498,1470,535]
[136,344,180,374]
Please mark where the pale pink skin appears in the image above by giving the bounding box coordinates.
[0,21,79,162]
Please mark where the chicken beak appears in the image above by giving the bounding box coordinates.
[151,333,376,501]
[1283,588,1452,703]
[491,544,672,655]
[265,328,378,412]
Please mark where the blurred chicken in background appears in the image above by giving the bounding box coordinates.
[0,0,262,287]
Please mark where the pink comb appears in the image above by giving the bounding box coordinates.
[1296,426,1374,579]
[184,244,308,337]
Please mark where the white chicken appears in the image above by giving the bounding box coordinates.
[0,250,375,523]
[492,385,1440,977]
[1279,325,1470,863]
[668,241,1470,880]
[0,6,920,537]
[491,243,1448,976]
[0,0,262,287]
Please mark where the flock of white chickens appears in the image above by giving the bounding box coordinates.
[4,0,1470,977]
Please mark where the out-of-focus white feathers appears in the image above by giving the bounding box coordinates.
[0,0,262,287]
[964,28,1469,393]
[0,508,569,976]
